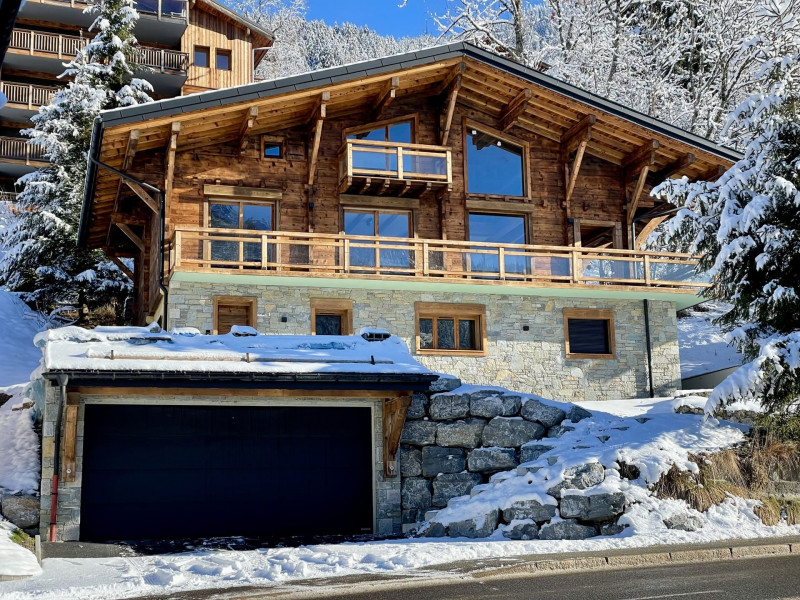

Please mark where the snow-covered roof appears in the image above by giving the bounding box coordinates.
[34,325,438,386]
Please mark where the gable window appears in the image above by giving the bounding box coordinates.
[344,117,415,176]
[216,49,231,71]
[311,298,353,336]
[343,208,412,271]
[563,308,615,359]
[466,127,525,196]
[415,302,486,355]
[213,296,257,334]
[208,199,274,265]
[468,212,527,276]
[194,46,210,68]
[261,135,284,159]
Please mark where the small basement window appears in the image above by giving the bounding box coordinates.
[194,46,210,68]
[415,302,486,355]
[214,296,257,335]
[311,298,353,336]
[563,308,615,359]
[216,49,231,71]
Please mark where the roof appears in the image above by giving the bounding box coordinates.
[36,325,438,389]
[197,0,273,43]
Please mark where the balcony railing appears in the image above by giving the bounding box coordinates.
[171,227,709,292]
[0,191,18,203]
[0,137,47,164]
[0,81,59,110]
[24,0,187,20]
[9,28,189,73]
[339,139,452,195]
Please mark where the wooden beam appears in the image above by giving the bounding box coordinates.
[436,61,466,96]
[699,163,726,182]
[622,139,659,171]
[500,88,532,132]
[652,152,695,182]
[635,215,668,249]
[439,74,461,146]
[372,76,399,121]
[123,179,159,215]
[121,129,140,172]
[237,106,258,156]
[563,141,587,218]
[108,255,134,280]
[114,222,144,253]
[164,121,180,226]
[383,395,412,478]
[560,114,596,161]
[307,90,329,125]
[627,164,650,225]
[307,92,328,187]
[62,404,78,482]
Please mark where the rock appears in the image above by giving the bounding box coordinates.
[399,446,422,477]
[502,520,539,540]
[407,393,429,420]
[402,509,423,524]
[418,522,447,538]
[0,494,39,529]
[470,483,490,497]
[447,509,499,538]
[468,447,518,473]
[521,399,567,428]
[400,420,438,446]
[422,446,466,477]
[401,478,432,510]
[547,462,606,496]
[566,405,593,423]
[482,417,545,447]
[516,465,542,476]
[601,521,628,536]
[597,435,611,443]
[436,418,486,448]
[539,519,598,540]
[520,443,555,463]
[559,492,626,521]
[432,472,483,507]
[546,425,576,438]
[470,394,521,418]
[663,513,704,531]
[675,404,704,416]
[429,376,462,393]
[501,499,557,523]
[429,394,471,420]
[466,389,504,401]
[635,417,652,424]
[424,510,440,521]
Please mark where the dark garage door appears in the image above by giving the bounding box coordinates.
[80,404,374,541]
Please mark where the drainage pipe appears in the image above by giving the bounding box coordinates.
[49,374,69,542]
[643,299,655,398]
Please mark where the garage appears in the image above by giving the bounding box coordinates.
[79,404,374,541]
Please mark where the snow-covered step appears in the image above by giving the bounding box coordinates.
[424,510,439,521]
[470,484,491,497]
[516,465,541,476]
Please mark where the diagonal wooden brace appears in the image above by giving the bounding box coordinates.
[383,395,412,478]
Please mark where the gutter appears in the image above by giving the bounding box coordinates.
[49,374,69,542]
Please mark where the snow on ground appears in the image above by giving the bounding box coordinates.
[0,386,40,494]
[0,292,43,389]
[0,521,41,579]
[678,301,743,378]
[1,397,798,600]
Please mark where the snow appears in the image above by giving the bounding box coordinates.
[0,387,40,494]
[0,292,44,388]
[678,301,743,378]
[0,521,40,579]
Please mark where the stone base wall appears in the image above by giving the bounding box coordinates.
[169,280,681,402]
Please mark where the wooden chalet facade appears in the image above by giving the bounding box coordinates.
[80,42,740,402]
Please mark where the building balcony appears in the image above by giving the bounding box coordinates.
[170,228,709,308]
[0,191,19,203]
[0,81,59,120]
[338,139,453,197]
[0,136,47,166]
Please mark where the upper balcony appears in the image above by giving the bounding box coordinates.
[0,136,48,178]
[338,139,453,197]
[0,81,59,121]
[170,228,709,309]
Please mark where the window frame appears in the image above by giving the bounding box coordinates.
[260,135,285,160]
[213,296,257,335]
[194,45,210,68]
[342,114,418,144]
[563,308,616,359]
[462,120,530,199]
[215,48,232,71]
[310,298,354,336]
[415,302,487,356]
[205,197,278,231]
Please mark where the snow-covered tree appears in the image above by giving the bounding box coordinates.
[0,0,152,320]
[653,0,800,437]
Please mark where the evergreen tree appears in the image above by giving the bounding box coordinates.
[0,0,152,319]
[653,0,800,437]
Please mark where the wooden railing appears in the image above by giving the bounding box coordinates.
[0,191,18,203]
[24,0,188,20]
[171,227,709,292]
[0,137,47,164]
[0,81,59,110]
[9,28,188,73]
[339,139,452,185]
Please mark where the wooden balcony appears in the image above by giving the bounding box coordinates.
[22,0,187,19]
[0,191,18,203]
[0,81,58,111]
[0,136,47,165]
[171,228,709,296]
[338,139,453,197]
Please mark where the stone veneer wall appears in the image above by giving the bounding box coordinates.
[169,280,681,402]
[39,389,401,540]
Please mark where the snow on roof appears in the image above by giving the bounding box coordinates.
[34,324,437,380]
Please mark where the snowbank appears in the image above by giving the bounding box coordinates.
[678,302,743,378]
[0,521,40,579]
[0,292,43,389]
[0,387,40,494]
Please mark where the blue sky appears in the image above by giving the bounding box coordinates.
[306,0,451,38]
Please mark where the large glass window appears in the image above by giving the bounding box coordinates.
[208,200,274,266]
[346,120,414,177]
[343,209,412,271]
[468,212,527,276]
[466,129,524,196]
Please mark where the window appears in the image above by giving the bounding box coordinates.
[194,46,210,68]
[213,296,257,334]
[345,118,413,143]
[466,127,525,196]
[261,135,283,159]
[563,308,615,359]
[415,302,487,355]
[311,299,353,335]
[343,208,412,271]
[468,212,527,276]
[208,199,274,265]
[216,49,231,71]
[344,117,419,177]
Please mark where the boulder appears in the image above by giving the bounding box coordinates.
[402,509,423,524]
[501,499,557,523]
[559,492,626,521]
[468,447,518,473]
[502,520,539,540]
[566,405,593,423]
[436,418,486,448]
[447,509,499,538]
[422,446,466,477]
[429,376,462,393]
[470,394,521,418]
[407,393,429,420]
[400,420,438,446]
[399,446,422,477]
[418,521,447,538]
[546,425,576,438]
[520,443,555,463]
[482,417,545,447]
[432,472,483,507]
[521,399,567,428]
[0,494,39,530]
[401,477,432,510]
[539,519,598,540]
[466,389,504,401]
[547,462,606,496]
[429,394,471,420]
[663,513,704,532]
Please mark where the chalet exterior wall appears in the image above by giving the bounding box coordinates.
[169,280,681,401]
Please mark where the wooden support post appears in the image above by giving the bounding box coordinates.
[124,179,159,215]
[560,114,595,218]
[500,88,532,132]
[108,129,142,246]
[109,255,134,280]
[383,395,412,478]
[115,222,145,253]
[62,394,79,482]
[307,92,328,187]
[439,73,461,146]
[623,139,658,226]
[164,122,180,229]
[635,215,668,249]
[237,106,258,156]
[372,76,399,121]
[627,165,650,225]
